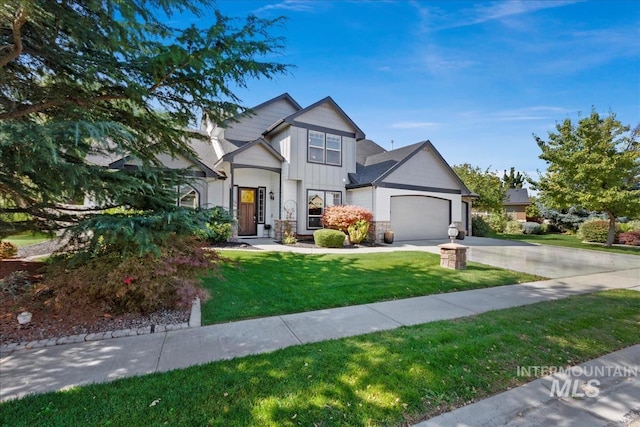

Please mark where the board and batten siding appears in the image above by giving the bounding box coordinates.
[383,147,460,190]
[224,99,298,142]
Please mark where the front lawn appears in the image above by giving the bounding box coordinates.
[1,290,638,427]
[497,233,640,255]
[201,251,542,324]
[3,232,53,247]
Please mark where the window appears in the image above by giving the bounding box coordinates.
[257,187,266,224]
[307,190,342,229]
[176,184,199,209]
[308,131,342,166]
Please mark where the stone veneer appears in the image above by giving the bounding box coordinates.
[274,219,297,241]
[369,221,392,243]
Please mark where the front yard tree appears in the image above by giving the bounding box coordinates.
[453,163,505,214]
[534,111,640,246]
[0,0,288,237]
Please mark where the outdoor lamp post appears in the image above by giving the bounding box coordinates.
[448,223,458,244]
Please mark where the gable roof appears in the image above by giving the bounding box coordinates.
[504,188,530,206]
[223,92,302,128]
[348,140,474,195]
[217,137,285,165]
[263,96,366,140]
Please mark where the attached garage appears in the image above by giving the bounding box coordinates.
[390,195,451,241]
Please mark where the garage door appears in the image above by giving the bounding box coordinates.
[390,196,450,241]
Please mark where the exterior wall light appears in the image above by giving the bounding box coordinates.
[269,191,274,200]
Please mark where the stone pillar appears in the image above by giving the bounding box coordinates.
[438,243,468,270]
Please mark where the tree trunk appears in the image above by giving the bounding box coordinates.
[606,212,616,247]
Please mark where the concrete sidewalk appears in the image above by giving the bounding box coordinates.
[1,238,639,426]
[2,267,639,403]
[415,344,640,427]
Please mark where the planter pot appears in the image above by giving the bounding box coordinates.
[383,230,394,244]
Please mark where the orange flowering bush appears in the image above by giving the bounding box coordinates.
[321,205,373,233]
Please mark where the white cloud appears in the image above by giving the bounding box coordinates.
[415,0,582,31]
[254,0,318,14]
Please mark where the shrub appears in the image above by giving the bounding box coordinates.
[0,240,18,259]
[486,211,509,233]
[540,222,559,234]
[347,219,369,244]
[42,235,215,314]
[618,231,640,246]
[321,205,373,233]
[619,220,640,233]
[196,206,234,244]
[313,229,346,248]
[522,222,543,235]
[504,220,523,235]
[577,219,619,243]
[471,215,493,237]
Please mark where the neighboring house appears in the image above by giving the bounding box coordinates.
[100,93,476,241]
[504,188,530,222]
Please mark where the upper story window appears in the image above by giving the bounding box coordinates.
[308,130,342,166]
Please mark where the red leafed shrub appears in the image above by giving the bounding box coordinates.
[41,235,217,313]
[321,205,373,233]
[618,231,640,246]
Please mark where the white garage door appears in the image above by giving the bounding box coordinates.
[391,196,450,241]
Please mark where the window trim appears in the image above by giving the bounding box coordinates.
[307,130,342,166]
[257,187,266,224]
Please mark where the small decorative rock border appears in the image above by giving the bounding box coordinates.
[0,299,201,355]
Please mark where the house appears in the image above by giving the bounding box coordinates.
[102,93,476,241]
[504,188,531,222]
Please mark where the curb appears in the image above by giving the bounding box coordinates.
[0,299,201,355]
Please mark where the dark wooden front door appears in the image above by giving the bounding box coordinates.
[238,187,257,236]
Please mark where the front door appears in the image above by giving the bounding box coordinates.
[238,187,257,236]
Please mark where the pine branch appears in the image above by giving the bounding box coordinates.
[0,8,27,68]
[0,94,127,120]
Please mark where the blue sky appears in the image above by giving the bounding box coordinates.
[190,1,639,179]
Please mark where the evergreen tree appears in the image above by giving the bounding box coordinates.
[534,110,640,246]
[502,167,526,189]
[0,0,288,237]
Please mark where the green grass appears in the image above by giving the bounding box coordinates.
[3,232,53,247]
[1,290,638,427]
[202,251,542,324]
[497,232,640,255]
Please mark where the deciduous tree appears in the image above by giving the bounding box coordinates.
[534,110,640,246]
[453,164,505,214]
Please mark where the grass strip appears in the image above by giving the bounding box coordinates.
[201,251,542,324]
[1,290,638,427]
[497,233,640,255]
[3,232,53,247]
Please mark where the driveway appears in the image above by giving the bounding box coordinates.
[394,236,640,279]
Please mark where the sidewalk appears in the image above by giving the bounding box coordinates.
[1,238,639,425]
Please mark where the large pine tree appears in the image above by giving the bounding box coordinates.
[0,0,288,237]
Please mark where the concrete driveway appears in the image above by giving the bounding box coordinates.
[392,236,640,279]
